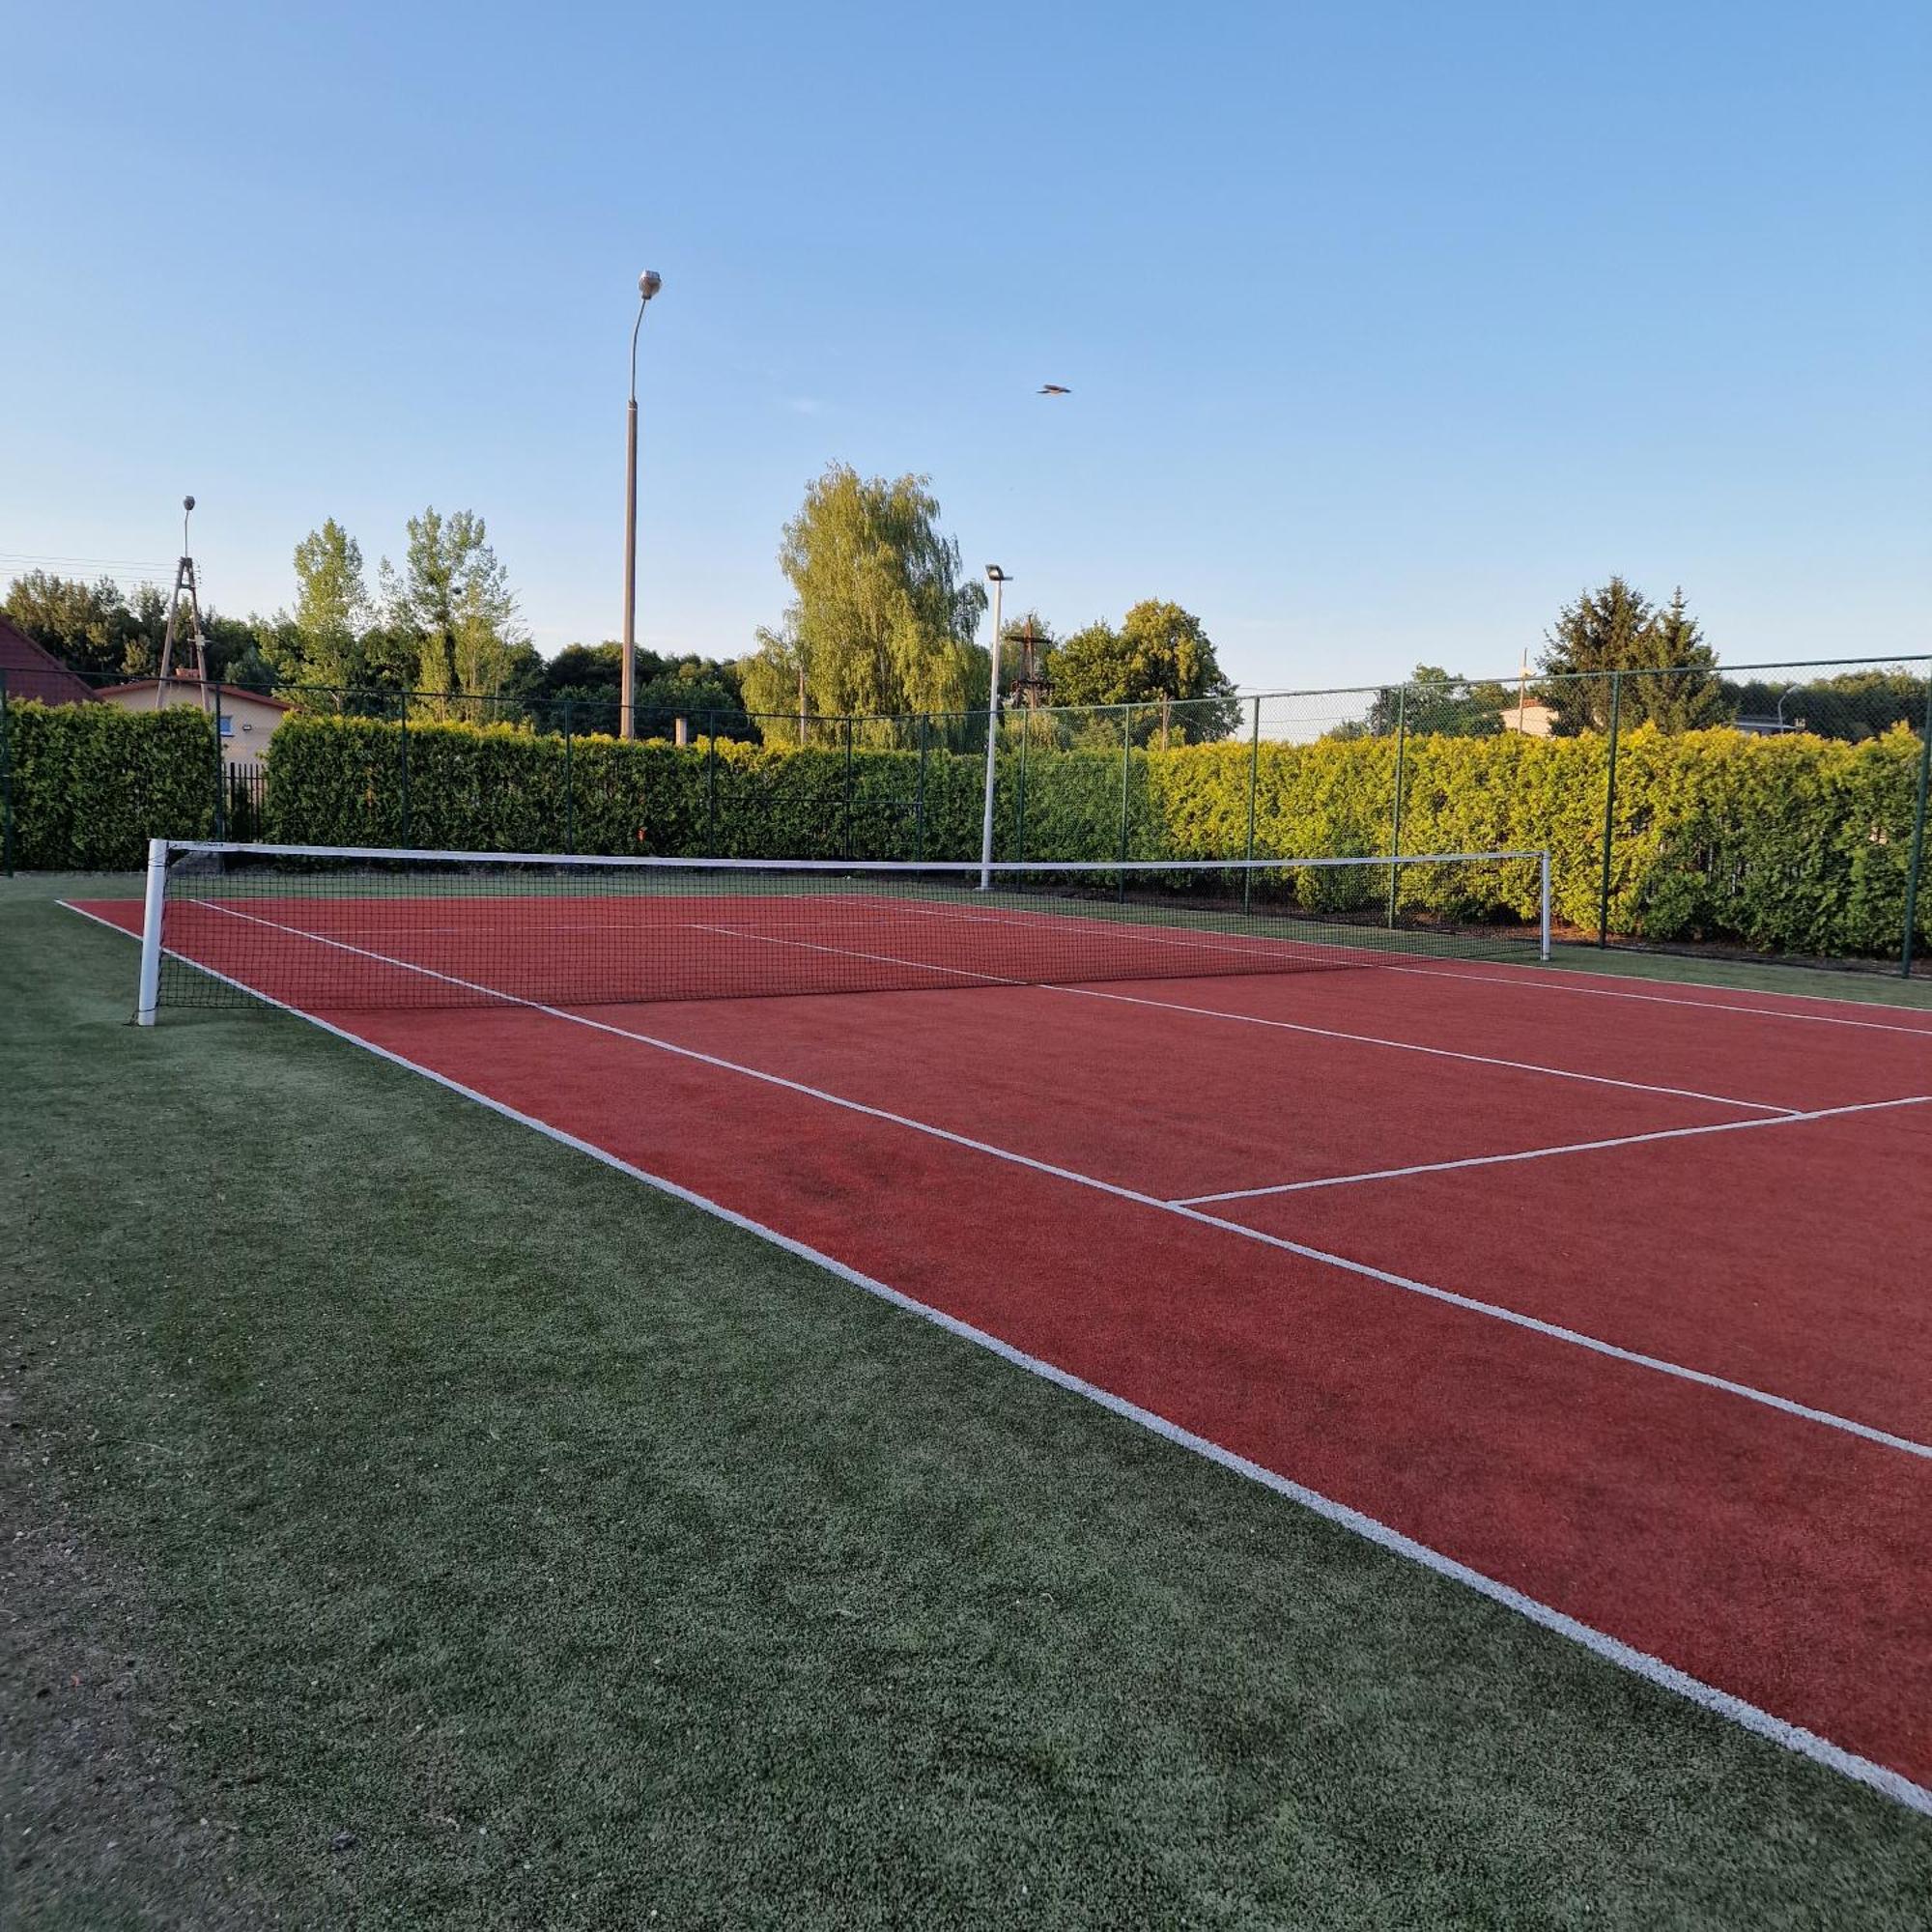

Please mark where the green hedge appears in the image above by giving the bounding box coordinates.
[255,715,1930,960]
[1144,724,1929,955]
[4,700,216,869]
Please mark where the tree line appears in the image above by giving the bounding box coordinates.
[1,508,753,731]
[6,478,1921,749]
[1326,578,1924,743]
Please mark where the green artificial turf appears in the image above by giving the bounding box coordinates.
[4,869,1929,1927]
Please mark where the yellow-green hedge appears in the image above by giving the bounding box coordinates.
[4,700,216,869]
[256,714,1929,959]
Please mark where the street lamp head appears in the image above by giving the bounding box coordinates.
[183,495,195,514]
[639,270,663,302]
[984,564,1009,582]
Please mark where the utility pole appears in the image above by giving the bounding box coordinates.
[156,496,206,690]
[979,566,1009,888]
[620,270,663,740]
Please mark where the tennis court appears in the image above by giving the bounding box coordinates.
[68,842,1932,1815]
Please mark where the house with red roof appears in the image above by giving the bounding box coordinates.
[0,613,98,705]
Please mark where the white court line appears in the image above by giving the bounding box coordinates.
[145,900,1932,1466]
[685,922,1027,987]
[674,922,1795,1118]
[1177,1095,1932,1205]
[1051,985,1795,1115]
[63,896,1932,1819]
[1383,960,1932,1037]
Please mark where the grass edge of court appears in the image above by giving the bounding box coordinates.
[52,893,1932,1822]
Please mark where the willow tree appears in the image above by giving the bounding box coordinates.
[739,465,987,739]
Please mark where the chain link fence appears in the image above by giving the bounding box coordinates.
[4,655,1928,974]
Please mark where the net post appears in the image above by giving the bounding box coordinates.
[1242,695,1260,914]
[1597,670,1621,947]
[1540,848,1552,961]
[136,838,168,1025]
[1902,670,1932,977]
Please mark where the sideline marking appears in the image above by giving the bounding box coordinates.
[1385,959,1932,1037]
[1178,1095,1932,1204]
[136,899,1932,1464]
[1052,984,1795,1115]
[63,895,1932,1819]
[655,920,1799,1118]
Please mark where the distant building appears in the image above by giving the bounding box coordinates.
[0,614,97,705]
[95,679,294,770]
[1498,696,1556,737]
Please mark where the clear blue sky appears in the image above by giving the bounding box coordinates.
[4,1,1926,691]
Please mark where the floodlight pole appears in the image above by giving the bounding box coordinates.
[620,270,663,741]
[979,567,1009,889]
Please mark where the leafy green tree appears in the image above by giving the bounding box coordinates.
[379,507,526,717]
[738,465,987,739]
[1044,600,1238,744]
[2,572,145,678]
[1721,667,1929,741]
[201,612,286,693]
[273,520,372,700]
[1356,666,1512,739]
[510,641,753,738]
[1538,578,1720,732]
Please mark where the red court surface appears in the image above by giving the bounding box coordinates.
[70,893,1932,1812]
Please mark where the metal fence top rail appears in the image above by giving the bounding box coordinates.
[10,652,1926,723]
[156,839,1548,874]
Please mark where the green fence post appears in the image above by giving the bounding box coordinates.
[398,695,412,845]
[915,714,928,860]
[1386,683,1407,928]
[843,716,855,859]
[1597,670,1622,946]
[1242,695,1261,913]
[705,713,718,857]
[1015,708,1029,862]
[1118,704,1134,897]
[1902,671,1932,977]
[211,682,227,839]
[562,697,575,855]
[0,673,14,877]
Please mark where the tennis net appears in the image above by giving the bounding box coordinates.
[132,841,1551,1021]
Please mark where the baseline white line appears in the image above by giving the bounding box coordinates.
[62,897,1932,1819]
[143,901,1932,1464]
[1382,960,1932,1037]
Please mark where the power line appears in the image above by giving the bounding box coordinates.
[0,552,172,574]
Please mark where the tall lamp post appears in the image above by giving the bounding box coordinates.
[979,565,1009,889]
[621,270,664,740]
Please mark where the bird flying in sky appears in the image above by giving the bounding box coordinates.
[1037,384,1070,396]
